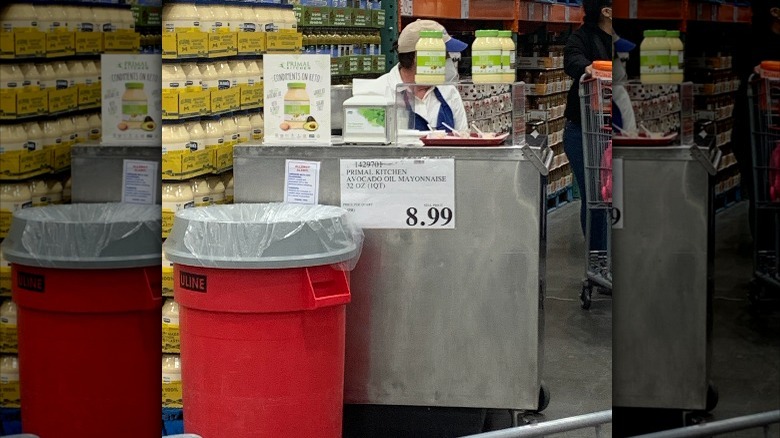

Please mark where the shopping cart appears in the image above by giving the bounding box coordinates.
[578,75,613,309]
[747,72,780,303]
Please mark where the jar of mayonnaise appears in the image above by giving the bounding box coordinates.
[186,119,206,151]
[87,113,101,140]
[667,30,684,84]
[201,117,225,149]
[255,7,273,33]
[30,180,50,207]
[245,59,262,89]
[229,60,249,89]
[0,300,18,353]
[67,60,87,90]
[237,5,256,32]
[181,63,202,92]
[40,119,62,149]
[198,62,219,91]
[0,124,27,156]
[0,4,38,32]
[249,111,264,142]
[472,30,502,84]
[197,3,216,33]
[19,64,41,90]
[414,30,446,84]
[47,180,63,204]
[640,30,671,84]
[211,4,230,33]
[208,177,226,204]
[162,355,183,408]
[162,182,194,238]
[0,355,20,408]
[226,5,243,32]
[36,63,56,91]
[0,182,31,237]
[0,65,23,116]
[84,60,100,88]
[162,299,180,353]
[215,60,236,89]
[23,121,43,151]
[268,8,283,32]
[162,123,191,166]
[52,61,72,90]
[284,83,310,130]
[162,250,174,296]
[235,112,251,144]
[119,9,135,31]
[498,30,516,83]
[162,64,185,118]
[59,116,78,147]
[93,7,114,32]
[73,115,90,143]
[63,177,72,203]
[224,172,234,203]
[192,179,212,207]
[0,252,9,296]
[37,4,64,33]
[162,3,200,33]
[221,115,239,147]
[64,6,81,32]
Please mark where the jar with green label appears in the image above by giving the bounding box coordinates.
[284,82,311,130]
[415,30,446,85]
[498,30,516,83]
[666,30,684,84]
[472,30,502,84]
[640,30,671,84]
[122,82,149,129]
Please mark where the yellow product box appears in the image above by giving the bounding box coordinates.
[210,87,240,114]
[46,142,72,172]
[237,32,267,56]
[48,86,79,114]
[162,148,212,179]
[78,82,102,109]
[1,87,48,120]
[0,148,51,178]
[208,32,238,58]
[163,89,211,120]
[162,376,183,408]
[75,32,103,55]
[162,266,174,297]
[266,30,302,52]
[46,30,76,58]
[240,81,264,110]
[211,142,234,173]
[0,260,10,296]
[162,31,209,59]
[0,30,46,59]
[162,321,180,353]
[103,30,141,53]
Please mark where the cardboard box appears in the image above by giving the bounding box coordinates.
[46,31,75,58]
[75,32,103,55]
[211,143,234,173]
[0,30,46,59]
[208,32,238,58]
[48,87,79,114]
[162,148,212,179]
[103,30,140,53]
[46,142,72,172]
[0,148,51,179]
[0,87,48,120]
[237,32,267,56]
[210,87,240,114]
[266,30,303,52]
[162,31,209,59]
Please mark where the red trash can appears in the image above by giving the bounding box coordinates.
[0,204,162,438]
[163,203,363,438]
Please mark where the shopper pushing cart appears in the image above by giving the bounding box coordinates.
[747,65,780,303]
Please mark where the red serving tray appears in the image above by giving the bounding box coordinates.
[612,133,679,146]
[420,132,510,147]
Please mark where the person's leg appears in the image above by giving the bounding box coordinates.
[564,120,587,238]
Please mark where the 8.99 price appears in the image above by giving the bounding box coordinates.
[406,207,453,227]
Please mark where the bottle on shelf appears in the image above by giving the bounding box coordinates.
[162,182,194,237]
[47,180,63,205]
[162,299,180,353]
[0,3,38,33]
[162,355,182,408]
[0,355,20,408]
[192,179,212,207]
[202,117,225,150]
[0,300,17,353]
[208,177,226,204]
[221,115,239,147]
[30,180,49,207]
[640,30,671,84]
[24,121,43,150]
[667,30,684,84]
[235,112,252,144]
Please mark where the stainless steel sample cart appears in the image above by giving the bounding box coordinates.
[233,143,551,413]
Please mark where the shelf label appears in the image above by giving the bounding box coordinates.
[612,158,623,229]
[340,158,455,229]
[122,159,158,205]
[284,159,320,205]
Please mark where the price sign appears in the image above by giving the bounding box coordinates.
[612,158,624,229]
[340,158,455,229]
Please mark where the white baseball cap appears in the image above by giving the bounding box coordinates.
[397,19,468,54]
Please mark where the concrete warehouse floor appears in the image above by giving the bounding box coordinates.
[343,200,779,437]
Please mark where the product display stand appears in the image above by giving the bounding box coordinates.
[233,142,552,434]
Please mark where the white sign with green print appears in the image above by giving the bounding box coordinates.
[264,54,331,145]
[101,54,161,146]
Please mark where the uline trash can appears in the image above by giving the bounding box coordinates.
[163,203,363,438]
[0,204,161,438]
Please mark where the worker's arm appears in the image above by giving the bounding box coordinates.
[564,31,592,80]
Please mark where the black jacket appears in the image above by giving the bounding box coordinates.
[563,22,613,124]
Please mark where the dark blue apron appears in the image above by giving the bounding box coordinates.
[403,87,456,132]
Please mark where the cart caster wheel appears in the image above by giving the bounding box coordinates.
[580,285,592,310]
[536,384,550,413]
[705,381,718,413]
